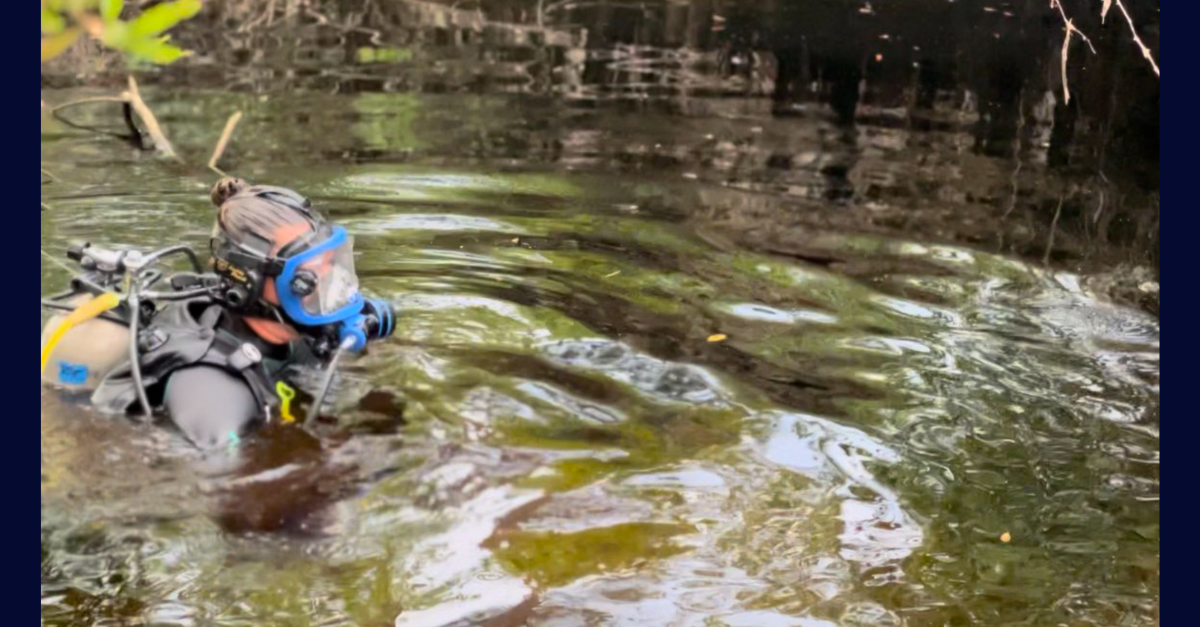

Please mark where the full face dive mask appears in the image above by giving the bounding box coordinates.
[211,223,394,352]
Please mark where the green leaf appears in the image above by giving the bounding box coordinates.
[41,8,66,35]
[130,0,202,37]
[41,28,81,62]
[99,20,130,50]
[126,35,191,64]
[100,0,124,21]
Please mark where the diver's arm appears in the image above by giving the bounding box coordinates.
[163,366,259,450]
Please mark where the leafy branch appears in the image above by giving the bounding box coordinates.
[41,0,202,65]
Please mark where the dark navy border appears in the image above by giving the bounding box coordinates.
[1158,2,1178,623]
[28,5,46,621]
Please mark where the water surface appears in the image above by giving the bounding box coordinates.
[41,2,1158,625]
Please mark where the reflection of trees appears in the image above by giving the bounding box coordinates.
[42,0,1158,276]
[350,92,423,152]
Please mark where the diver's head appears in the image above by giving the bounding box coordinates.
[210,184,362,343]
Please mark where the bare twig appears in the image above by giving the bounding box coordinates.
[48,96,130,111]
[1108,0,1160,77]
[1056,2,1094,51]
[41,168,57,182]
[44,79,178,156]
[49,98,141,143]
[1051,0,1096,52]
[208,111,244,175]
[1060,26,1073,105]
[1049,0,1096,106]
[123,76,179,160]
[41,202,52,211]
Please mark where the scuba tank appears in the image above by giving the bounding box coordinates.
[40,294,130,392]
[41,242,209,418]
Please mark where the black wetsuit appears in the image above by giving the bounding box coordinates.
[92,297,322,449]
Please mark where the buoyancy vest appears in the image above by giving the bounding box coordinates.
[91,297,319,422]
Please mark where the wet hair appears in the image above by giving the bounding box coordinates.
[210,177,249,207]
[214,183,322,254]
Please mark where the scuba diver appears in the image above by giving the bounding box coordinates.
[40,178,396,450]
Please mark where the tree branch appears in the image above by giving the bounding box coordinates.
[1109,0,1160,77]
[122,76,179,160]
[208,110,244,175]
[1050,0,1096,105]
[43,80,179,156]
[1051,0,1096,53]
[49,97,142,144]
[48,96,130,111]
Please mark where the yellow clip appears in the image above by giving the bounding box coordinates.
[276,381,297,424]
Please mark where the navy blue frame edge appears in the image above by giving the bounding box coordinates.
[31,6,48,622]
[1158,2,1176,624]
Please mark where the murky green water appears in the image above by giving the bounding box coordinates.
[42,2,1158,625]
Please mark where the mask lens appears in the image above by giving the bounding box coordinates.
[305,238,357,316]
[284,231,360,322]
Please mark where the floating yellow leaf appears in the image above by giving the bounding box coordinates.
[707,334,728,343]
[1000,531,1011,543]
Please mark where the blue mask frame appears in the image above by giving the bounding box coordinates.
[275,226,364,326]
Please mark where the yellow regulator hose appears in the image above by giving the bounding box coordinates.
[40,292,122,375]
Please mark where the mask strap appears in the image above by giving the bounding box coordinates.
[275,228,322,260]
